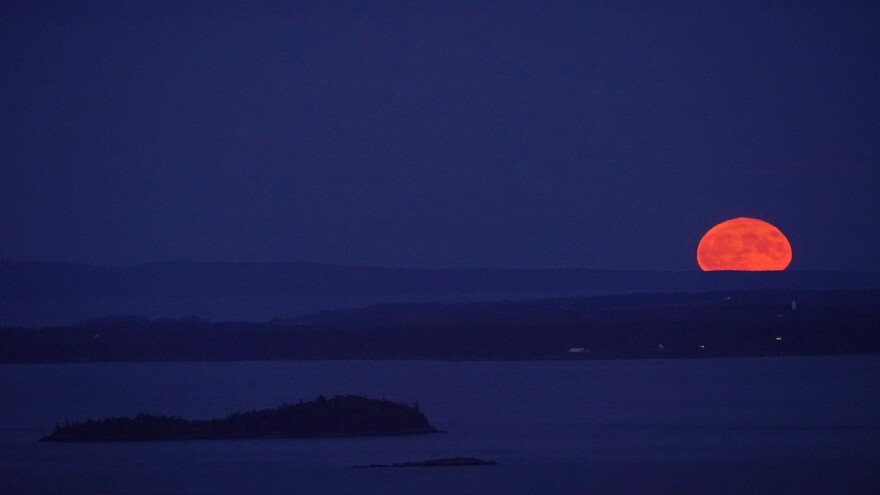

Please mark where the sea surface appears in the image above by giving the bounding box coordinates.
[2,357,879,494]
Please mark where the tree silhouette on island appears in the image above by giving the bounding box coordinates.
[41,395,438,442]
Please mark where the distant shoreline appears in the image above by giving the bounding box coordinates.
[5,354,880,366]
[2,289,878,363]
[2,261,880,328]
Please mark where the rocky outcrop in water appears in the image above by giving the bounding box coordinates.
[362,457,496,468]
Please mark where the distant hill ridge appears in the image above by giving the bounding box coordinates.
[2,261,879,300]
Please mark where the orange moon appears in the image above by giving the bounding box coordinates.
[697,217,792,271]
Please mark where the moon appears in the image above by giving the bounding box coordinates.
[697,217,792,271]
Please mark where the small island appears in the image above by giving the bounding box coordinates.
[363,457,496,468]
[41,395,438,442]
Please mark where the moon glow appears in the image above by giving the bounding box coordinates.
[697,217,792,271]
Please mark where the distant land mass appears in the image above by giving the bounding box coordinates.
[2,290,878,362]
[42,395,437,442]
[1,261,880,326]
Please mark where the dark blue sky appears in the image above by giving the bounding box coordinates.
[2,1,878,271]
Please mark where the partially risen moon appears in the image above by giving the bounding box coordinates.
[697,217,792,271]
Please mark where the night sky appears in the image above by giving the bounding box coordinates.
[2,1,878,271]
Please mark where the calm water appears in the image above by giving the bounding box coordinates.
[2,357,879,494]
